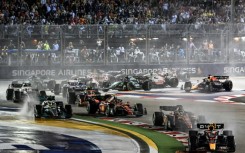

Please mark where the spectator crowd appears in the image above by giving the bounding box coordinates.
[0,0,244,26]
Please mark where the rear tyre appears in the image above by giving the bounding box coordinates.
[39,90,46,97]
[223,80,233,91]
[227,136,236,152]
[6,89,14,100]
[169,77,179,87]
[134,103,144,117]
[62,86,68,98]
[67,92,76,104]
[87,101,98,114]
[65,105,72,118]
[142,80,152,91]
[223,130,233,136]
[152,112,163,126]
[54,84,60,95]
[35,105,42,118]
[13,91,21,103]
[189,130,198,151]
[184,81,192,92]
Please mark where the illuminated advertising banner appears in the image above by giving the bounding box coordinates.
[0,64,244,79]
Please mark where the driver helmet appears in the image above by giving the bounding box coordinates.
[208,124,215,131]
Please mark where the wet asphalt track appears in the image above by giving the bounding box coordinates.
[0,125,102,153]
[1,77,245,153]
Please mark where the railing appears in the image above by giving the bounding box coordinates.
[1,24,245,66]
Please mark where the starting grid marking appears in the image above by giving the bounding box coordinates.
[99,117,189,146]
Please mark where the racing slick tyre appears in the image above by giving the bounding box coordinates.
[47,80,56,91]
[87,101,98,114]
[152,112,163,126]
[6,89,14,100]
[134,103,144,117]
[223,80,233,91]
[65,105,73,118]
[184,81,192,92]
[54,84,60,95]
[189,130,198,136]
[169,77,179,88]
[105,105,115,117]
[62,86,68,98]
[223,130,233,136]
[35,105,42,118]
[188,130,198,151]
[67,92,76,104]
[142,80,152,91]
[227,136,236,152]
[13,91,21,103]
[39,90,47,97]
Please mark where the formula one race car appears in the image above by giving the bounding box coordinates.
[34,101,72,119]
[143,72,179,88]
[82,94,146,117]
[53,75,99,98]
[68,88,102,106]
[6,80,34,103]
[86,70,124,88]
[102,75,152,92]
[188,123,236,152]
[152,105,205,131]
[28,75,56,91]
[184,75,233,92]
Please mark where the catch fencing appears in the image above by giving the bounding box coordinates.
[1,24,245,79]
[1,24,245,66]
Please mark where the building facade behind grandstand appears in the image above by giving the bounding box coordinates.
[0,24,245,79]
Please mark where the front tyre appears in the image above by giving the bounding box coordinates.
[184,81,192,92]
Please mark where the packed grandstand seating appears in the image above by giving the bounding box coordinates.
[0,0,243,25]
[0,0,244,66]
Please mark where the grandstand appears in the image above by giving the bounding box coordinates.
[0,0,244,79]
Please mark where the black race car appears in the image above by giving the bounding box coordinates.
[188,123,236,152]
[34,101,72,119]
[102,75,152,92]
[184,75,233,92]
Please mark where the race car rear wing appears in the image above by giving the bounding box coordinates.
[197,123,224,129]
[213,76,229,80]
[159,106,178,111]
